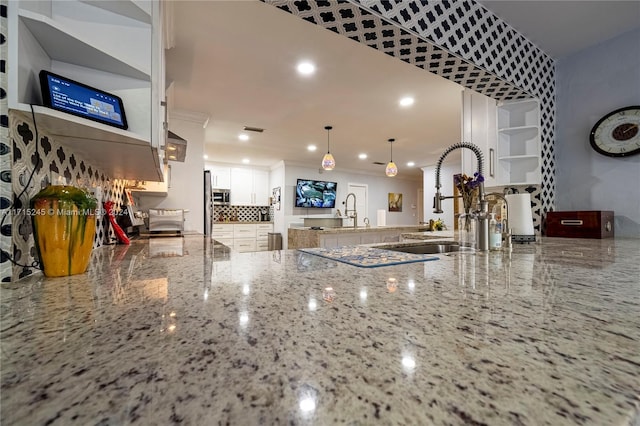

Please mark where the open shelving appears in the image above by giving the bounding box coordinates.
[8,0,164,181]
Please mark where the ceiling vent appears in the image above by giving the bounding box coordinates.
[165,131,187,162]
[372,161,386,165]
[243,126,265,133]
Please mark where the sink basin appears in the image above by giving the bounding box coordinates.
[382,242,473,254]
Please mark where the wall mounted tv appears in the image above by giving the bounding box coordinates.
[295,179,338,208]
[39,70,128,130]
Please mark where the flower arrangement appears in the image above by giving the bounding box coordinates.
[454,172,484,232]
[432,218,446,231]
[454,172,484,213]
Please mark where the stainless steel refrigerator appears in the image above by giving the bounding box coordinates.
[203,170,212,236]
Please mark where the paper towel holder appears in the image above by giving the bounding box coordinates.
[505,193,536,243]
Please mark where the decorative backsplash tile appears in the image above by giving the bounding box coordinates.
[4,110,126,282]
[213,205,273,223]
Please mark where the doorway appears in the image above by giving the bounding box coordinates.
[346,183,368,227]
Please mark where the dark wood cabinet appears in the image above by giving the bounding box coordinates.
[545,211,614,239]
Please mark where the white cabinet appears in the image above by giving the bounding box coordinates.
[212,223,272,252]
[212,224,234,248]
[496,99,541,185]
[231,168,270,205]
[256,224,273,251]
[231,168,253,205]
[461,91,541,187]
[210,166,231,189]
[8,0,164,181]
[461,90,498,187]
[252,170,270,205]
[130,164,170,196]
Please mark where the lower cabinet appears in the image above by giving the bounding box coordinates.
[256,224,273,251]
[212,223,273,252]
[234,239,257,252]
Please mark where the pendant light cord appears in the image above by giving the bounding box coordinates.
[325,125,332,153]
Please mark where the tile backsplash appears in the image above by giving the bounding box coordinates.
[213,205,273,223]
[3,110,127,282]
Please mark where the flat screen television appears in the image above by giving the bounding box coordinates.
[39,70,128,130]
[295,179,337,208]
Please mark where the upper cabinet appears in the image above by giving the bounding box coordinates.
[8,0,166,181]
[496,99,541,185]
[209,165,232,189]
[462,90,541,187]
[230,167,270,206]
[461,90,498,188]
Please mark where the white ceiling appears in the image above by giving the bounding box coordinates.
[166,1,640,178]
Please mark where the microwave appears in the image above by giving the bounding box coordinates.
[213,189,230,205]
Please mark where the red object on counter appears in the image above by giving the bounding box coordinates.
[103,201,130,245]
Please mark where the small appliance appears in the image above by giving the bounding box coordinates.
[213,189,230,205]
[505,193,536,243]
[259,209,269,222]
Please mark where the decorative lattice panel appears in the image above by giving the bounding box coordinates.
[264,0,555,222]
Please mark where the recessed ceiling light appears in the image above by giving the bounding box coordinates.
[297,61,316,76]
[242,158,250,164]
[203,154,208,159]
[238,133,249,141]
[407,161,415,167]
[358,153,367,160]
[399,97,415,107]
[307,145,317,152]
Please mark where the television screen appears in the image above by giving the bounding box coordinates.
[295,179,337,208]
[39,70,128,130]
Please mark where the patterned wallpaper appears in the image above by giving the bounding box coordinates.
[0,0,11,281]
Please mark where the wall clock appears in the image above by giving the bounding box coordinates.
[589,106,640,157]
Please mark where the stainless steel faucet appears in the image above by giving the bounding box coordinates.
[345,192,358,229]
[433,142,489,251]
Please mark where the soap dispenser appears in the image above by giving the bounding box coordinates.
[489,213,502,251]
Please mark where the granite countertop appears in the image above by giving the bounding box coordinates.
[401,230,455,240]
[1,237,639,425]
[289,224,433,233]
[213,221,273,225]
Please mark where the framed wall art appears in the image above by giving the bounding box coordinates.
[388,193,402,212]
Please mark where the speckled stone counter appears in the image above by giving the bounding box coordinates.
[289,224,435,248]
[1,237,639,425]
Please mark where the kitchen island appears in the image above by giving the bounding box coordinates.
[1,237,639,425]
[288,224,452,249]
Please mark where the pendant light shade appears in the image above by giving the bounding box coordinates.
[322,125,336,170]
[385,138,398,177]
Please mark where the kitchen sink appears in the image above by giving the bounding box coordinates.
[382,242,473,255]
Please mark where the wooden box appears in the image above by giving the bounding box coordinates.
[545,211,614,239]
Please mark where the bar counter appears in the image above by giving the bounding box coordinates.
[1,236,638,425]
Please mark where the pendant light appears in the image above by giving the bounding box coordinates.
[321,125,336,170]
[385,138,398,177]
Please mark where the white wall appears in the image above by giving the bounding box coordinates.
[136,118,205,233]
[556,28,640,237]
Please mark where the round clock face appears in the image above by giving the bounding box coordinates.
[590,106,640,157]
